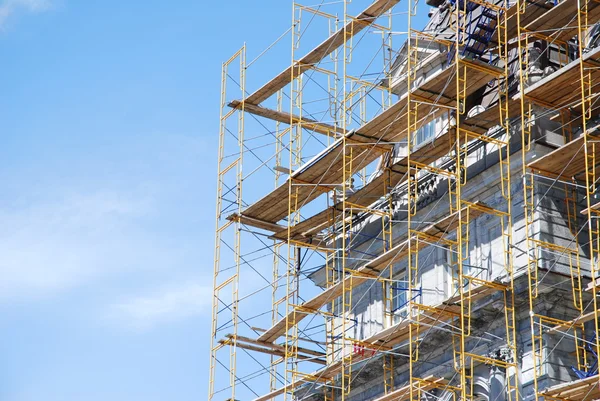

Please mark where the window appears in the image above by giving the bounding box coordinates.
[390,270,410,323]
[411,114,450,151]
[414,117,440,148]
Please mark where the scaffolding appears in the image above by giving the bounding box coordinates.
[209,0,600,400]
[519,0,600,398]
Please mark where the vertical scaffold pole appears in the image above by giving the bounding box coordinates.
[341,0,352,396]
[515,0,545,397]
[209,44,246,401]
[578,0,600,390]
[407,0,419,398]
[285,3,302,400]
[453,0,468,398]
[271,88,286,393]
[497,0,519,398]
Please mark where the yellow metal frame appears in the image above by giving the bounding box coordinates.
[518,0,600,396]
[207,0,590,397]
[209,45,246,401]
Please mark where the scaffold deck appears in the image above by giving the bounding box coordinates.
[244,0,401,105]
[460,98,520,134]
[252,280,499,401]
[210,0,600,397]
[525,46,600,110]
[237,60,502,227]
[524,0,600,43]
[528,131,600,181]
[371,376,450,401]
[271,128,455,243]
[491,0,553,44]
[229,100,345,137]
[362,282,502,347]
[257,202,491,343]
[541,374,600,401]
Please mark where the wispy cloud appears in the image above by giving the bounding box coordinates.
[0,132,207,316]
[0,0,52,27]
[108,282,212,330]
[0,190,156,301]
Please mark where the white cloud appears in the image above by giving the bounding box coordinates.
[108,282,212,330]
[0,190,157,301]
[0,132,207,313]
[0,0,52,27]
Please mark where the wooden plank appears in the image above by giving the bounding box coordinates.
[252,343,454,401]
[274,207,337,243]
[527,131,600,181]
[257,202,490,343]
[372,376,450,401]
[228,213,286,233]
[581,201,600,216]
[243,141,389,224]
[245,0,401,105]
[250,343,382,401]
[229,100,344,137]
[228,340,327,365]
[524,0,600,43]
[359,60,502,142]
[542,374,600,401]
[233,334,325,358]
[461,98,520,134]
[236,59,500,226]
[251,277,495,401]
[362,280,498,347]
[527,135,587,178]
[586,277,600,291]
[252,382,296,401]
[524,46,600,110]
[491,0,553,44]
[557,96,600,128]
[546,310,597,333]
[520,0,600,44]
[271,128,455,242]
[227,335,327,364]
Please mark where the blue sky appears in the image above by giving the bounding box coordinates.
[0,1,294,400]
[0,1,432,400]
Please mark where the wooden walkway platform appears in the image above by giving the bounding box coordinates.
[542,375,600,401]
[245,0,401,105]
[236,59,502,228]
[258,202,492,343]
